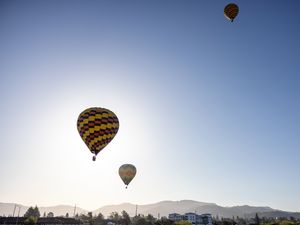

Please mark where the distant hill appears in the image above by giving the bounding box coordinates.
[92,200,278,218]
[93,200,216,217]
[38,205,87,217]
[191,204,275,219]
[1,200,300,219]
[0,203,87,217]
[246,211,300,220]
[0,203,28,217]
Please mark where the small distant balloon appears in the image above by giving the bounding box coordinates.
[77,107,119,161]
[224,3,239,22]
[119,164,137,188]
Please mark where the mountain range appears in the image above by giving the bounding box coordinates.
[1,200,300,219]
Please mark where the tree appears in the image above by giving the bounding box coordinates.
[175,221,192,225]
[33,206,40,218]
[96,213,104,220]
[133,217,147,225]
[47,212,54,217]
[109,212,121,223]
[146,214,156,225]
[235,217,246,225]
[220,219,234,225]
[155,218,174,225]
[24,216,38,225]
[255,213,260,225]
[24,206,40,218]
[121,211,131,225]
[87,212,95,225]
[79,213,95,225]
[95,213,105,225]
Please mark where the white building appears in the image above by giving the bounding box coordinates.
[168,212,212,225]
[201,214,213,225]
[169,213,184,221]
[185,213,197,224]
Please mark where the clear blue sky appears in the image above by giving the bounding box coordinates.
[0,0,299,212]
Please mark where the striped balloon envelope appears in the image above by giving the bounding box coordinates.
[224,3,239,22]
[77,107,119,161]
[119,164,137,188]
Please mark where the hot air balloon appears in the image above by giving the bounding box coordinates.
[77,107,119,161]
[119,164,136,188]
[224,3,239,22]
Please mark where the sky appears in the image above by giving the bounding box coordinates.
[0,0,300,213]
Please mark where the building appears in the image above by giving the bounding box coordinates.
[169,213,184,221]
[201,214,212,225]
[185,213,197,224]
[168,213,212,225]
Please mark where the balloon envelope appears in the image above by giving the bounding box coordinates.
[77,107,119,158]
[224,3,239,22]
[119,164,137,187]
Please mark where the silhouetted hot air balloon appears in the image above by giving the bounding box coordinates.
[77,107,119,161]
[119,164,136,188]
[224,3,239,22]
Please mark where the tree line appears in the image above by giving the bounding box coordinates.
[22,206,300,225]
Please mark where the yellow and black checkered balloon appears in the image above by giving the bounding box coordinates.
[77,107,119,156]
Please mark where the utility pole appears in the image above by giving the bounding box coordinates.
[135,205,138,217]
[73,204,77,218]
[16,206,21,225]
[17,207,21,217]
[12,205,17,217]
